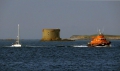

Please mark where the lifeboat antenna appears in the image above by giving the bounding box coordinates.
[99,29,102,34]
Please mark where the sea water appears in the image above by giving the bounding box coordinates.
[0,40,120,71]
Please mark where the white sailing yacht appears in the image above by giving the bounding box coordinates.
[11,24,21,47]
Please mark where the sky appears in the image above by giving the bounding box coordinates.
[0,0,120,39]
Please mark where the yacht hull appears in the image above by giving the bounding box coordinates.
[11,44,21,47]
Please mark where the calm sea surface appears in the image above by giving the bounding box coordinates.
[0,40,120,71]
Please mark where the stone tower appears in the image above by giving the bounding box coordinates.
[41,29,61,41]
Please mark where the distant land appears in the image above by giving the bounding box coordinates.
[1,35,120,41]
[69,35,120,40]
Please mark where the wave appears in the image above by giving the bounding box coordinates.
[25,45,50,47]
[73,45,88,47]
[2,44,117,48]
[3,46,14,47]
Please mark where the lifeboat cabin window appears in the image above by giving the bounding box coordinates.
[100,38,106,40]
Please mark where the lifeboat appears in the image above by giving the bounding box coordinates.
[87,30,111,47]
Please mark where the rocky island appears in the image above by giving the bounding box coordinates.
[70,35,120,40]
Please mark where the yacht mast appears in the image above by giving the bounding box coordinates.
[18,24,19,44]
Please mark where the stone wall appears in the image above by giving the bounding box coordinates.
[41,29,61,41]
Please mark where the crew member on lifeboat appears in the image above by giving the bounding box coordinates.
[87,30,111,47]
